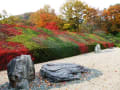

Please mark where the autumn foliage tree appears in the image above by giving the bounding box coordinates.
[84,7,99,25]
[60,0,87,32]
[83,7,102,33]
[102,4,120,34]
[30,5,58,28]
[0,10,21,25]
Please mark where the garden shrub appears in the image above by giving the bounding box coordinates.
[0,24,115,70]
[31,45,80,64]
[45,22,58,30]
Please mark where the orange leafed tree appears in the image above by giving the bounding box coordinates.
[30,5,58,27]
[102,4,120,34]
[83,7,102,33]
[84,7,98,24]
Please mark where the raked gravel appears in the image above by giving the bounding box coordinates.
[0,47,120,90]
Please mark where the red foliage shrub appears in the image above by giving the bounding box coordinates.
[0,24,115,71]
[0,24,22,36]
[53,30,66,35]
[67,37,88,53]
[45,22,59,30]
[0,41,34,70]
[102,42,108,48]
[108,43,114,48]
[96,41,114,48]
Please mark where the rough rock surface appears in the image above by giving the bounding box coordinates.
[40,63,90,82]
[7,55,35,89]
[95,44,101,53]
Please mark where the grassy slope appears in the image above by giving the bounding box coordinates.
[0,24,115,67]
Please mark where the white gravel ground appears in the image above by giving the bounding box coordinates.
[0,47,120,90]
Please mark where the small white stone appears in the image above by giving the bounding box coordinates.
[95,44,101,53]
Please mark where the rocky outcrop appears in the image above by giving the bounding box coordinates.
[40,63,89,82]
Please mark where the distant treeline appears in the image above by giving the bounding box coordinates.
[0,0,120,35]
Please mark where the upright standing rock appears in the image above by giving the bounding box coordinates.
[95,44,101,53]
[7,55,35,89]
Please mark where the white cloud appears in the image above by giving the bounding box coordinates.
[0,0,119,15]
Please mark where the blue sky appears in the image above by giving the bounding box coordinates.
[0,0,119,15]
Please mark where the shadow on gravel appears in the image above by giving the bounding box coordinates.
[0,69,102,90]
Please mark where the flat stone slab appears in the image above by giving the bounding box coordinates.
[40,63,90,82]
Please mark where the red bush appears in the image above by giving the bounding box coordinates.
[0,41,34,70]
[67,37,88,53]
[45,22,59,30]
[108,43,114,48]
[0,24,22,36]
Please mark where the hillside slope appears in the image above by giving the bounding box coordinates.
[0,24,114,70]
